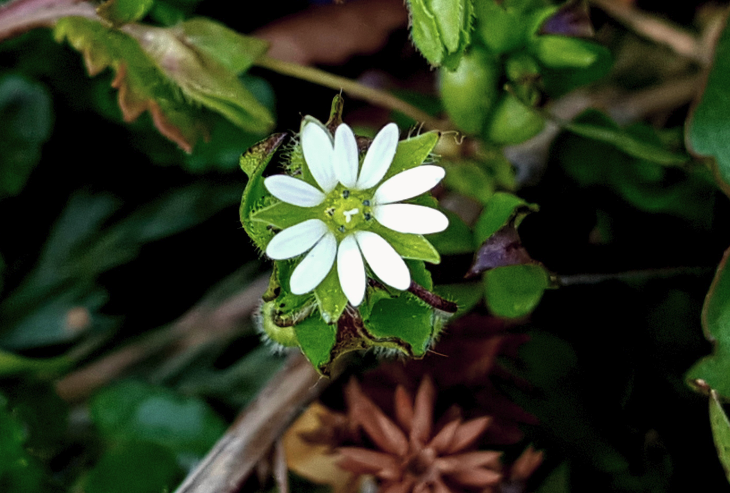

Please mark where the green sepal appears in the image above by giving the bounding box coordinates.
[439,0,475,71]
[484,264,548,318]
[314,266,349,324]
[409,0,446,66]
[97,0,155,27]
[473,191,538,247]
[406,259,433,290]
[382,130,441,181]
[442,159,497,204]
[364,292,435,357]
[294,315,337,372]
[239,133,289,252]
[370,221,441,264]
[251,201,319,230]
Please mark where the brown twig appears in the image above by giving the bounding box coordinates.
[173,352,328,493]
[589,0,709,65]
[557,266,713,286]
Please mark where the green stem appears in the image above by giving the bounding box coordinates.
[256,56,449,130]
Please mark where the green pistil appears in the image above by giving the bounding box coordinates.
[323,185,373,238]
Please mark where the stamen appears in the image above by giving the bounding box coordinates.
[342,189,350,199]
[343,208,359,223]
[338,225,346,233]
[364,212,372,220]
[362,199,370,206]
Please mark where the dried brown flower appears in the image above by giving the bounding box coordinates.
[337,376,502,492]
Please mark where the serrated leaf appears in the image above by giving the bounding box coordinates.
[687,16,730,194]
[54,16,273,152]
[0,75,53,198]
[408,0,445,66]
[710,389,730,484]
[485,264,548,318]
[566,110,688,165]
[688,248,730,398]
[90,380,227,457]
[97,0,155,26]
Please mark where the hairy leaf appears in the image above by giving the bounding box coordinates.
[97,0,155,26]
[54,16,273,152]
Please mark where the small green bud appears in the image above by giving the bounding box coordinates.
[439,45,500,134]
[532,35,600,69]
[485,93,545,145]
[474,0,526,54]
[505,52,541,83]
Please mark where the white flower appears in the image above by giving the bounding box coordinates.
[263,120,448,307]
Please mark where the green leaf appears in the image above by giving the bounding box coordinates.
[90,380,227,458]
[473,191,537,246]
[382,130,441,180]
[0,349,69,377]
[294,315,337,372]
[0,75,53,199]
[239,133,290,251]
[427,209,473,255]
[567,110,688,165]
[710,389,730,484]
[84,442,182,493]
[687,17,730,194]
[688,248,730,398]
[484,264,548,318]
[366,293,434,356]
[0,395,47,493]
[370,221,441,264]
[541,42,612,96]
[442,160,497,204]
[537,462,570,493]
[97,0,155,26]
[54,16,273,152]
[314,266,349,324]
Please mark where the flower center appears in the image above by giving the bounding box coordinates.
[323,186,373,235]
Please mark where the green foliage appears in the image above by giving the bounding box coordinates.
[54,16,273,152]
[485,264,549,318]
[473,191,536,246]
[0,75,53,199]
[90,380,227,458]
[688,249,730,398]
[710,390,730,484]
[0,395,47,493]
[97,0,156,26]
[687,16,730,193]
[83,442,182,493]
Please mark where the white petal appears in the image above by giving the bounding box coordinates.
[373,204,449,234]
[372,165,445,205]
[355,231,410,290]
[355,123,399,190]
[334,124,359,189]
[266,219,328,260]
[337,234,366,306]
[302,121,338,193]
[264,175,325,207]
[290,232,337,295]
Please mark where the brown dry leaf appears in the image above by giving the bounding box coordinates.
[283,402,361,493]
[255,0,408,65]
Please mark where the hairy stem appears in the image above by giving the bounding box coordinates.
[256,55,450,130]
